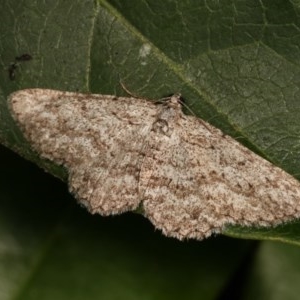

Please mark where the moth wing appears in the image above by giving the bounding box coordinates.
[9,89,158,214]
[141,115,300,240]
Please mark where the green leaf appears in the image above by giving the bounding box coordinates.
[241,241,300,299]
[1,1,300,297]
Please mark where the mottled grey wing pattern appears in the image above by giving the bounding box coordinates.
[141,101,300,240]
[9,89,158,215]
[9,89,300,240]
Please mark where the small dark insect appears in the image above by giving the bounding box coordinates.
[8,53,33,80]
[15,54,32,62]
[8,63,18,81]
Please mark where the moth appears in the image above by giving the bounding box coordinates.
[9,89,300,240]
